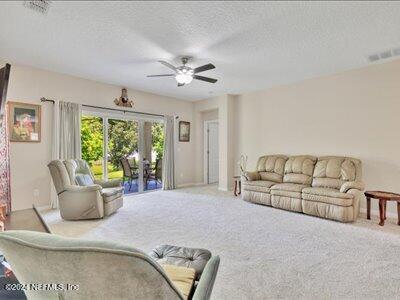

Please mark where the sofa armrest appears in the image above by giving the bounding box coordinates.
[243,171,260,181]
[340,181,365,193]
[193,256,220,300]
[63,184,102,193]
[94,179,122,188]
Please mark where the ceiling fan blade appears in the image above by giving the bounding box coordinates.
[193,63,215,74]
[177,83,185,87]
[158,60,177,71]
[193,75,218,83]
[147,74,175,77]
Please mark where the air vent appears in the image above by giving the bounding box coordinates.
[368,47,400,63]
[24,0,51,14]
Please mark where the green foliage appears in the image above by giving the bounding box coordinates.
[152,122,164,160]
[81,116,103,166]
[108,119,138,169]
[81,116,164,172]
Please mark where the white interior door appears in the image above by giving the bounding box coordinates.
[207,122,219,184]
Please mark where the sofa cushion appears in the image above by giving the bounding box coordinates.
[149,244,211,281]
[101,187,124,202]
[312,156,362,189]
[75,174,94,186]
[161,264,195,299]
[283,156,317,185]
[256,155,288,183]
[270,183,309,198]
[302,187,354,207]
[64,159,94,185]
[242,180,275,193]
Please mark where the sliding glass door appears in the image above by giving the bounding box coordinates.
[107,118,139,192]
[143,121,164,191]
[81,115,104,180]
[81,112,164,195]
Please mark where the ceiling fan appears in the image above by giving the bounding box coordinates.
[147,57,217,87]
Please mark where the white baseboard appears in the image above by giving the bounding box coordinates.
[176,182,205,188]
[360,207,397,219]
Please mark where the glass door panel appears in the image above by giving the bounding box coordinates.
[107,118,139,194]
[81,115,104,180]
[143,121,164,191]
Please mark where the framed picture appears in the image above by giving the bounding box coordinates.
[179,121,190,142]
[8,101,41,142]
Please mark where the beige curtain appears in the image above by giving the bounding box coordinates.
[50,101,82,208]
[162,116,175,190]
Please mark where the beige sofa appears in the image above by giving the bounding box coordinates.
[242,155,365,222]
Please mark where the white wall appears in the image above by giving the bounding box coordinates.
[233,59,400,215]
[4,62,195,211]
[194,96,233,190]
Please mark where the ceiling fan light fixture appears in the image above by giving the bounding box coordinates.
[175,73,193,84]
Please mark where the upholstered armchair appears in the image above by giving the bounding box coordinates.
[0,231,220,300]
[48,159,123,220]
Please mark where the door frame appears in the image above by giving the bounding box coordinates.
[203,119,219,184]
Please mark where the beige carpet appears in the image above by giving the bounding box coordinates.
[41,185,400,299]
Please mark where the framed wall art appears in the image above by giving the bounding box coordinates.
[179,121,190,142]
[8,101,41,142]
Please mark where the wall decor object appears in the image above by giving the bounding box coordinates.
[8,101,41,142]
[238,154,248,175]
[114,88,133,108]
[179,121,190,142]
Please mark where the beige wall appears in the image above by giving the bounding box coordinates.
[233,59,400,215]
[5,57,400,216]
[4,62,195,211]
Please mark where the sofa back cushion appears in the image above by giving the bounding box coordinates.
[256,155,288,183]
[48,160,71,194]
[64,159,94,186]
[76,174,94,186]
[283,155,317,185]
[312,156,362,189]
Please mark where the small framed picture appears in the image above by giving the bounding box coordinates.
[8,101,41,142]
[179,121,190,142]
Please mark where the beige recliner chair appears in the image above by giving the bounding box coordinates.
[48,159,124,220]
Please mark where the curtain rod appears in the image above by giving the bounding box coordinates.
[40,97,179,119]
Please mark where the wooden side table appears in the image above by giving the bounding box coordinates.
[364,191,400,226]
[233,176,241,196]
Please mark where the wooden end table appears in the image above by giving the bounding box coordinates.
[364,191,400,226]
[233,176,241,196]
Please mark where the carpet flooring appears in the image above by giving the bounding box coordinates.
[41,185,400,299]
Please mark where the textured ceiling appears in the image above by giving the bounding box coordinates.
[0,1,400,101]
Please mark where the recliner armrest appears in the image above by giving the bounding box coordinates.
[340,181,365,193]
[243,171,260,181]
[63,184,102,193]
[192,256,220,300]
[94,179,122,188]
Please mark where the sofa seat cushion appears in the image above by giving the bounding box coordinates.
[149,244,211,281]
[161,264,195,300]
[302,187,354,207]
[243,180,275,193]
[101,187,124,202]
[270,183,309,198]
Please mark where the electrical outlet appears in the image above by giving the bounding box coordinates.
[33,189,40,197]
